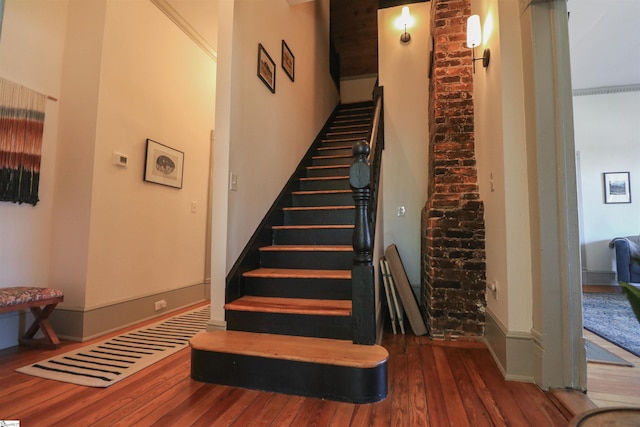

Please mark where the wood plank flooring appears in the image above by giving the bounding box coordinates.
[585,329,640,408]
[0,302,578,426]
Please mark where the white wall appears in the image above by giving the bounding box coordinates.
[225,0,339,269]
[378,4,430,288]
[0,0,216,348]
[83,1,215,309]
[0,0,68,348]
[340,75,378,104]
[574,90,640,278]
[473,0,533,333]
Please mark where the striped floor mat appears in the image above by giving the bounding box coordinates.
[16,305,210,387]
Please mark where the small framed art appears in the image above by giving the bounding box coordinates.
[257,43,276,93]
[144,139,184,189]
[282,40,295,82]
[603,172,631,204]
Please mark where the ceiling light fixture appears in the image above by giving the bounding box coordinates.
[466,15,490,73]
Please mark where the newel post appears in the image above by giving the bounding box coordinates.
[350,140,376,345]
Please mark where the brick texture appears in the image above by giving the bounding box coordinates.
[422,0,486,339]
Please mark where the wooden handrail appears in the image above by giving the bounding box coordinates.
[350,86,384,345]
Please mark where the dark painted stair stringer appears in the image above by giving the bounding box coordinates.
[190,102,388,403]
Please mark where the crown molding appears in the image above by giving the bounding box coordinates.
[150,0,217,61]
[573,84,640,97]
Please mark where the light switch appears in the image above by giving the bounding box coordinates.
[191,201,197,213]
[397,206,406,217]
[230,172,238,191]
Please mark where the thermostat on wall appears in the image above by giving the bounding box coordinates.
[112,152,128,167]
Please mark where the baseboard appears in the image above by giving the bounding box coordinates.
[581,270,616,286]
[51,282,208,342]
[484,308,535,383]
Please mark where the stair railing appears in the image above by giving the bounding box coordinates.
[350,86,384,345]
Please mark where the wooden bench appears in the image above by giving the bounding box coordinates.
[0,287,64,348]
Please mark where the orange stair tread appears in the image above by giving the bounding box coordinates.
[224,296,351,316]
[272,225,353,230]
[306,164,350,170]
[292,190,351,195]
[190,330,388,368]
[299,176,349,181]
[259,245,353,252]
[243,268,351,280]
[282,205,354,211]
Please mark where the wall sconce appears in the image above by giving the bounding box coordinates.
[395,6,414,44]
[466,15,490,73]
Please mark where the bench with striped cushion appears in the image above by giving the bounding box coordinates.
[0,287,64,348]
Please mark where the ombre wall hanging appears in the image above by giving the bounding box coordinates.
[0,78,46,206]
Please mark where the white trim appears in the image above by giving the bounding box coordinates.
[150,0,217,61]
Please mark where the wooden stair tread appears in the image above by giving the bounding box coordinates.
[243,268,351,279]
[312,154,352,160]
[224,296,352,316]
[259,245,353,252]
[317,146,352,151]
[306,164,350,170]
[299,176,349,181]
[272,225,353,230]
[283,205,354,211]
[292,189,351,195]
[190,330,388,368]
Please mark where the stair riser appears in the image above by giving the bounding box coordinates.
[191,350,387,403]
[299,178,350,191]
[317,147,353,156]
[226,311,352,340]
[312,156,353,167]
[292,192,353,207]
[260,250,353,270]
[273,227,353,245]
[284,208,354,225]
[328,126,369,134]
[243,277,352,300]
[324,133,368,141]
[306,166,350,178]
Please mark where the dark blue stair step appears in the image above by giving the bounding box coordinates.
[190,330,388,403]
[259,245,353,269]
[317,145,353,157]
[283,206,354,225]
[273,225,353,245]
[324,131,368,140]
[312,154,353,167]
[328,124,369,133]
[224,296,352,339]
[306,165,350,178]
[292,190,353,207]
[242,268,351,299]
[299,176,350,191]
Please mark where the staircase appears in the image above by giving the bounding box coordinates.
[190,102,388,403]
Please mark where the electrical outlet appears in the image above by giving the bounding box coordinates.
[154,299,167,311]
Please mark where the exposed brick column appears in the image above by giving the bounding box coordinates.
[421,0,486,339]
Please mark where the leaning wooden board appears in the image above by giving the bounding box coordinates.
[384,244,428,336]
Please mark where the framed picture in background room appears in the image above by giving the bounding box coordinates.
[603,172,631,204]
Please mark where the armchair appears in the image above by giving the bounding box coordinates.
[610,236,640,284]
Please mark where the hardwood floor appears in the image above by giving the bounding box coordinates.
[585,329,640,408]
[582,285,640,408]
[0,303,576,426]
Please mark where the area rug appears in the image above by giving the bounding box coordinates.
[583,292,640,358]
[16,305,209,387]
[585,340,633,367]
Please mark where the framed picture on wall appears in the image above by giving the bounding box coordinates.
[144,139,184,189]
[282,40,295,82]
[257,43,276,93]
[603,172,631,204]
